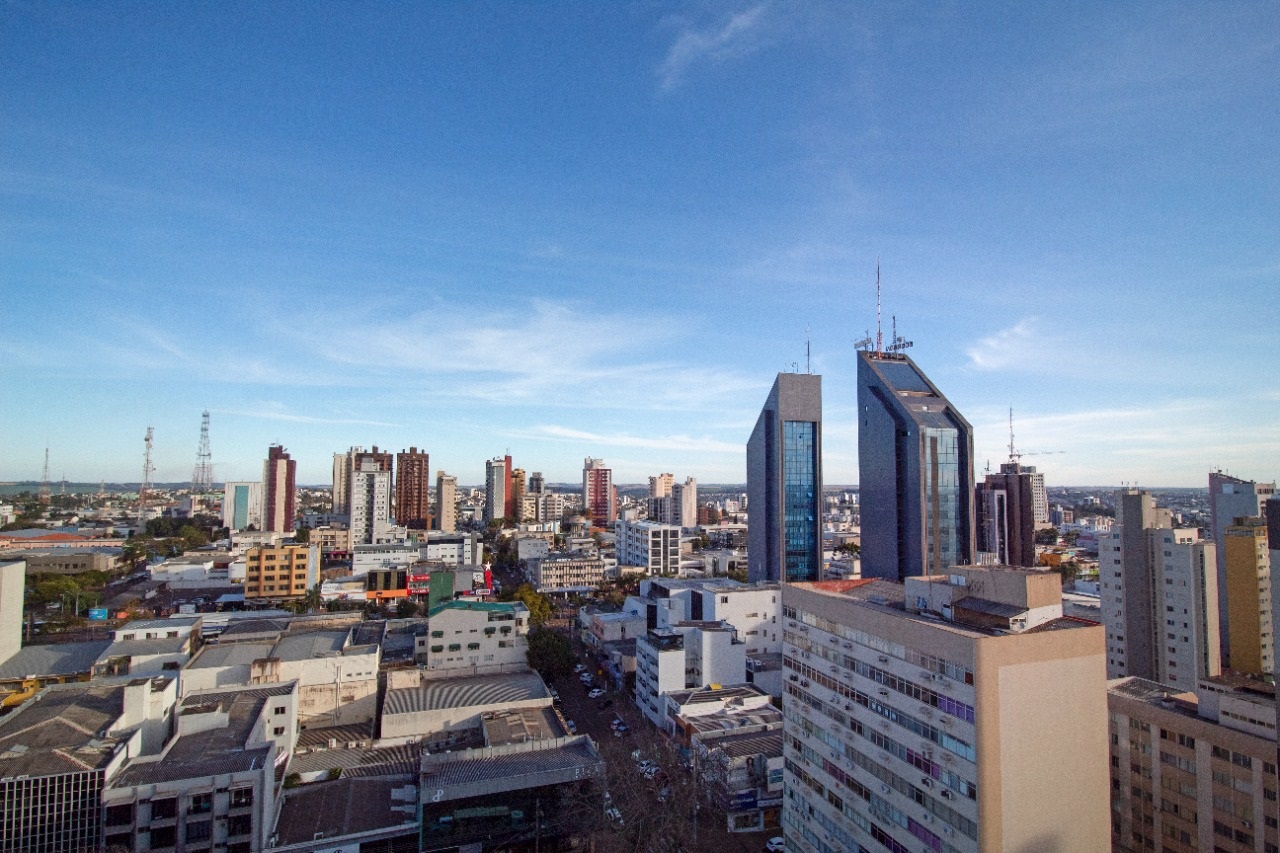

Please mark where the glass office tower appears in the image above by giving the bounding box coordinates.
[857,351,974,581]
[748,373,823,583]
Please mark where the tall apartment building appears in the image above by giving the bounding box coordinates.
[350,459,392,545]
[395,446,430,529]
[1210,472,1276,658]
[221,481,263,532]
[262,444,296,534]
[615,519,682,576]
[435,471,457,532]
[782,569,1109,853]
[974,464,1036,567]
[1225,516,1273,675]
[1000,461,1048,527]
[528,471,545,494]
[331,450,351,514]
[536,491,565,524]
[510,467,528,521]
[650,473,674,498]
[1100,489,1220,684]
[857,351,974,580]
[747,372,822,583]
[243,543,318,599]
[484,457,508,523]
[1108,676,1279,853]
[673,476,697,529]
[583,457,615,528]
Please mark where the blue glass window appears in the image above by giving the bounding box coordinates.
[783,420,818,581]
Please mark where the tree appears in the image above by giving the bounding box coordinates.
[293,526,311,544]
[526,628,574,679]
[835,541,861,557]
[396,598,421,618]
[509,583,552,627]
[1034,527,1060,546]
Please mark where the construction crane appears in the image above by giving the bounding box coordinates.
[1006,408,1064,465]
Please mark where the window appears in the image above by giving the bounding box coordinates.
[431,645,443,653]
[186,820,212,843]
[467,642,480,650]
[151,797,178,820]
[230,788,254,808]
[274,705,286,715]
[227,813,253,837]
[188,792,213,815]
[274,726,285,736]
[105,803,133,826]
[448,644,461,652]
[149,825,177,848]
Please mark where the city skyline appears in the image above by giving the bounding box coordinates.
[3,4,1277,488]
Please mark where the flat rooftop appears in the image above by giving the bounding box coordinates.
[274,778,420,846]
[0,640,112,681]
[383,671,549,717]
[0,680,153,778]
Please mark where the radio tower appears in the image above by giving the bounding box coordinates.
[192,410,213,494]
[139,427,155,525]
[38,447,51,503]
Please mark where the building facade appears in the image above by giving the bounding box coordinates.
[394,446,430,529]
[974,464,1036,567]
[349,459,392,546]
[243,544,318,599]
[615,519,682,576]
[1209,472,1276,659]
[747,372,823,583]
[583,457,615,528]
[781,571,1109,853]
[262,445,296,534]
[222,482,264,532]
[857,351,974,580]
[484,457,507,523]
[436,471,457,532]
[1225,516,1273,676]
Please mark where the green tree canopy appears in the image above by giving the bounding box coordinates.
[507,583,552,627]
[526,628,575,680]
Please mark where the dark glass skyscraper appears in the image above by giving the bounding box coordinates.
[857,351,974,580]
[748,373,822,583]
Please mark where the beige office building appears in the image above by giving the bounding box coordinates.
[782,567,1109,853]
[1108,675,1278,853]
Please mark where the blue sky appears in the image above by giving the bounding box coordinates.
[2,2,1277,488]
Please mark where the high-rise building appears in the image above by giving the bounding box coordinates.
[395,447,430,529]
[529,471,545,494]
[331,450,352,514]
[221,481,264,532]
[747,373,822,583]
[1108,676,1279,853]
[582,457,615,529]
[503,454,515,520]
[673,477,697,529]
[1224,516,1272,675]
[1099,489,1220,684]
[510,467,528,522]
[436,471,457,533]
[485,457,508,523]
[974,464,1036,567]
[262,445,296,534]
[1209,472,1275,659]
[649,473,674,498]
[615,519,682,576]
[1001,461,1048,527]
[857,351,974,580]
[782,569,1109,852]
[350,459,392,545]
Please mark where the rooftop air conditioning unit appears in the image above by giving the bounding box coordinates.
[877,656,889,664]
[941,790,954,800]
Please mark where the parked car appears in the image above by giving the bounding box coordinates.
[565,719,577,734]
[605,806,624,829]
[588,688,605,699]
[765,836,785,852]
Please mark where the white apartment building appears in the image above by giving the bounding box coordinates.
[418,600,530,677]
[422,531,483,566]
[781,569,1109,853]
[352,543,419,575]
[350,460,392,545]
[635,622,746,730]
[528,552,610,593]
[637,578,781,656]
[615,518,681,575]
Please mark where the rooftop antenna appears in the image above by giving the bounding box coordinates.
[39,447,51,504]
[805,324,811,374]
[875,259,883,356]
[886,315,913,354]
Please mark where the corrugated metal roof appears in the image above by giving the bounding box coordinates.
[383,672,548,717]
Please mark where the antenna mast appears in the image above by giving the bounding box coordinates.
[1008,408,1016,463]
[875,259,883,355]
[139,427,154,526]
[806,325,811,374]
[39,447,51,504]
[192,410,213,494]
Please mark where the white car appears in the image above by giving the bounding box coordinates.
[574,664,587,673]
[588,688,605,698]
[765,837,785,852]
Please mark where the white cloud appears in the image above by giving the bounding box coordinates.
[214,405,400,429]
[965,317,1041,371]
[658,4,770,91]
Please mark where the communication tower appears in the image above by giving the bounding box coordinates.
[192,410,214,494]
[38,447,51,503]
[139,427,155,525]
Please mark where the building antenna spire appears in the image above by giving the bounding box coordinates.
[805,324,811,374]
[875,258,883,356]
[1009,407,1016,463]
